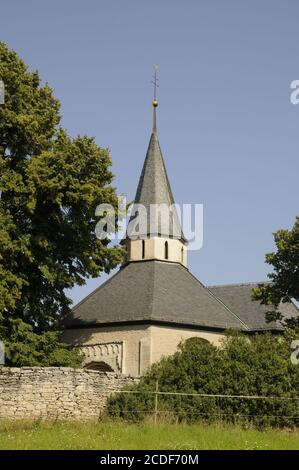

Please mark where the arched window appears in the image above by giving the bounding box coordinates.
[142,239,145,259]
[181,247,184,264]
[185,337,210,346]
[164,241,168,259]
[84,361,114,372]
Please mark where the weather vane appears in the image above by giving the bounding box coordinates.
[151,64,159,107]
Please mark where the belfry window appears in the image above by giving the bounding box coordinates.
[142,239,145,259]
[181,247,184,263]
[165,241,168,260]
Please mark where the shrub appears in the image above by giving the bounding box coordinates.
[106,331,299,428]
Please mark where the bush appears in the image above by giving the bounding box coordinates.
[106,331,299,428]
[0,319,82,367]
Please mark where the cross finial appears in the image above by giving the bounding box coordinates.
[151,64,159,107]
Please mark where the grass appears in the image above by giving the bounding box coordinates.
[0,420,298,450]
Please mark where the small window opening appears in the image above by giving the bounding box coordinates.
[142,239,145,259]
[165,241,169,259]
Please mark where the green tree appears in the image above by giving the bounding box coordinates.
[106,332,299,428]
[0,42,124,365]
[252,216,299,326]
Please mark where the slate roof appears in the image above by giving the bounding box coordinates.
[209,283,298,331]
[66,260,249,330]
[65,106,298,333]
[127,108,186,243]
[66,264,298,331]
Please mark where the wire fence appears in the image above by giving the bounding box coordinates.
[110,382,299,425]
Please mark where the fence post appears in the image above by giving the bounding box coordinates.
[154,380,159,425]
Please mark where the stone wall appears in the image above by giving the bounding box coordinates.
[0,367,138,420]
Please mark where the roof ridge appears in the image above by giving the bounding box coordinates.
[208,281,271,288]
[71,267,120,312]
[185,269,250,330]
[72,260,173,313]
[205,285,250,330]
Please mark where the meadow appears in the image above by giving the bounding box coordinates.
[0,420,298,450]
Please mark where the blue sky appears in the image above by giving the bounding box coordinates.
[1,1,298,305]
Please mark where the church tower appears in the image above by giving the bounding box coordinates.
[64,74,286,376]
[125,98,188,267]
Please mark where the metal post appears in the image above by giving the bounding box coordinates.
[154,380,159,425]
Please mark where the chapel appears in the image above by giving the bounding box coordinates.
[63,99,297,375]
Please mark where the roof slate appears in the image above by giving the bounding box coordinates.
[66,260,249,330]
[66,263,298,331]
[209,283,298,331]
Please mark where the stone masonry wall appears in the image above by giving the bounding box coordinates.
[0,367,138,420]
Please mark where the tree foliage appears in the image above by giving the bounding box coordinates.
[0,42,124,365]
[106,332,299,428]
[252,216,299,326]
[0,319,82,367]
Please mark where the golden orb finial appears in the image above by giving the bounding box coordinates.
[152,99,158,108]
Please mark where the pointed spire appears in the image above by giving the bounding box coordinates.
[127,76,187,244]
